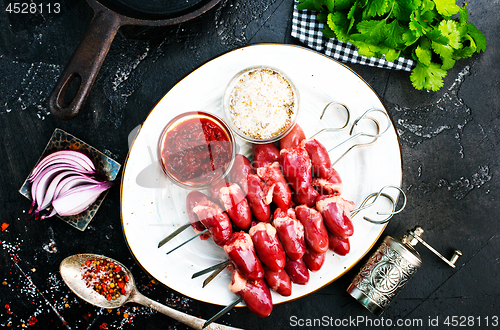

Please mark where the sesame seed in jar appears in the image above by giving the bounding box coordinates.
[228,67,296,140]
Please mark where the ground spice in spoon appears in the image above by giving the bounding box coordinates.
[81,259,129,301]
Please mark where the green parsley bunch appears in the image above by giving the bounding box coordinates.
[297,0,486,91]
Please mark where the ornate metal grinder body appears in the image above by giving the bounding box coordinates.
[347,226,461,316]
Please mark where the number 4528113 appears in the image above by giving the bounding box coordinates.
[6,3,61,14]
[443,316,498,327]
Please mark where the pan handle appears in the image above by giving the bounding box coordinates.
[48,10,121,120]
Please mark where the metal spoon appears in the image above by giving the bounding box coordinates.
[60,253,241,330]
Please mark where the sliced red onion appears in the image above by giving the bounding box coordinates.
[30,164,94,214]
[53,174,103,200]
[39,171,99,210]
[28,149,114,220]
[40,208,57,221]
[52,182,114,217]
[28,150,96,181]
[38,171,76,211]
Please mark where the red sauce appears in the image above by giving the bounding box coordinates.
[161,117,232,185]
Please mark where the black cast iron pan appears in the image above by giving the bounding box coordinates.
[48,0,221,120]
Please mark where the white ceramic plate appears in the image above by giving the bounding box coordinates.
[121,44,402,307]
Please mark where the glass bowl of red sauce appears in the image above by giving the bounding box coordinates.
[157,111,236,190]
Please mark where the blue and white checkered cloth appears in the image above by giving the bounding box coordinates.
[291,5,415,71]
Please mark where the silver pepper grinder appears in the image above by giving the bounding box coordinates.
[347,226,462,316]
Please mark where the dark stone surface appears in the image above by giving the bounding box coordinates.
[1,0,498,329]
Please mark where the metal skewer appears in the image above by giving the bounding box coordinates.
[328,108,390,152]
[350,185,407,224]
[309,101,350,139]
[328,109,390,166]
[202,263,229,288]
[165,229,208,255]
[192,259,232,279]
[330,115,380,166]
[203,297,243,329]
[191,259,231,288]
[308,103,390,166]
[158,223,191,248]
